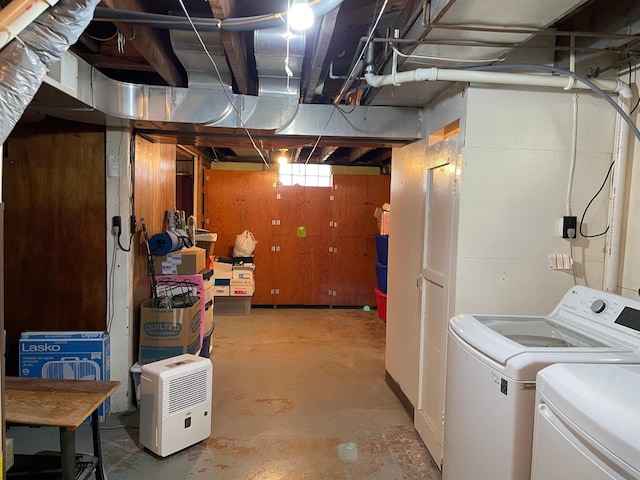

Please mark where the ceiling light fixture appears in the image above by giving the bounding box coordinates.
[277,149,289,165]
[288,0,314,31]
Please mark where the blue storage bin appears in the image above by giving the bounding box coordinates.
[374,261,388,294]
[375,234,389,265]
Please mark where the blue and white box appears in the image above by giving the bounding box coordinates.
[19,331,111,422]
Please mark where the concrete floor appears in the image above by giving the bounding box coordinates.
[8,308,441,479]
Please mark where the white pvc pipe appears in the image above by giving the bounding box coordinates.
[0,0,58,51]
[364,66,634,292]
[603,96,631,293]
[364,68,632,98]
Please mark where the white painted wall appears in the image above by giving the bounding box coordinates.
[456,86,615,315]
[105,126,135,412]
[387,83,618,417]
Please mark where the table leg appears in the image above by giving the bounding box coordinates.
[92,409,105,480]
[59,427,75,480]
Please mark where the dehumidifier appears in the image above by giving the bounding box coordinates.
[139,353,213,457]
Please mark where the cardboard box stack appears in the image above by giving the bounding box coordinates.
[141,246,211,365]
[214,256,255,315]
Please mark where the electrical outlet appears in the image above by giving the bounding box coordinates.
[562,216,577,239]
[112,215,121,235]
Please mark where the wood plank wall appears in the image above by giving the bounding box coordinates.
[3,118,106,373]
[204,169,390,307]
[132,135,177,314]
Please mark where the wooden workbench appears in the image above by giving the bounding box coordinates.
[5,377,120,480]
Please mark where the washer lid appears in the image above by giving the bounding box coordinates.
[537,363,640,473]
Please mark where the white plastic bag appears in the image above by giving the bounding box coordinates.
[233,230,257,257]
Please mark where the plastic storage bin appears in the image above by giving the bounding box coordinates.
[374,288,387,322]
[215,296,252,315]
[374,234,389,265]
[374,261,388,293]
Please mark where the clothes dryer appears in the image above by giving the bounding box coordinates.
[531,363,640,480]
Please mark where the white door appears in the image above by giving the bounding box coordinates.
[414,153,456,466]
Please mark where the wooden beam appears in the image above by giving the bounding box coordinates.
[346,146,375,163]
[99,0,183,87]
[208,0,252,95]
[75,53,159,72]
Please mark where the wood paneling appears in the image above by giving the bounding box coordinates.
[4,119,106,353]
[203,169,389,307]
[133,137,177,309]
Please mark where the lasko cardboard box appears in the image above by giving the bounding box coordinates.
[139,297,201,365]
[19,331,111,422]
[153,247,206,275]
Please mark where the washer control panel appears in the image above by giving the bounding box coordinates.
[555,286,640,335]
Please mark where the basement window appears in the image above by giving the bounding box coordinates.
[279,163,332,187]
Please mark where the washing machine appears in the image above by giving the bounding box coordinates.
[442,286,640,480]
[531,363,640,480]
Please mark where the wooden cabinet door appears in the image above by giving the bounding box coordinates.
[331,174,369,238]
[204,170,244,234]
[275,185,305,237]
[304,237,332,305]
[367,175,391,238]
[252,237,276,305]
[330,237,375,306]
[303,187,332,237]
[241,171,278,236]
[274,235,305,305]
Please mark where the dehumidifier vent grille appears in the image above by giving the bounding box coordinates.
[163,369,211,416]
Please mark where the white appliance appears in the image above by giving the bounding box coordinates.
[532,363,640,480]
[139,353,213,457]
[442,286,640,480]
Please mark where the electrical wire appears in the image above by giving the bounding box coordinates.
[579,160,615,238]
[177,0,269,166]
[304,106,338,164]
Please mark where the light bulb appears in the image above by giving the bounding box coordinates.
[277,155,289,165]
[289,0,314,31]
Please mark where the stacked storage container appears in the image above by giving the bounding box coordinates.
[374,234,389,322]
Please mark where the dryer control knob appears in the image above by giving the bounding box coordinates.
[591,299,607,314]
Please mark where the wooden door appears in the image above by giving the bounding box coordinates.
[330,237,373,306]
[304,237,332,305]
[303,187,332,237]
[203,170,244,234]
[241,171,278,236]
[252,237,275,305]
[331,174,368,238]
[367,175,391,237]
[274,235,305,305]
[276,185,305,237]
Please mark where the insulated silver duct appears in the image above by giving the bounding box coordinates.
[170,29,233,90]
[254,26,305,97]
[0,0,99,143]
